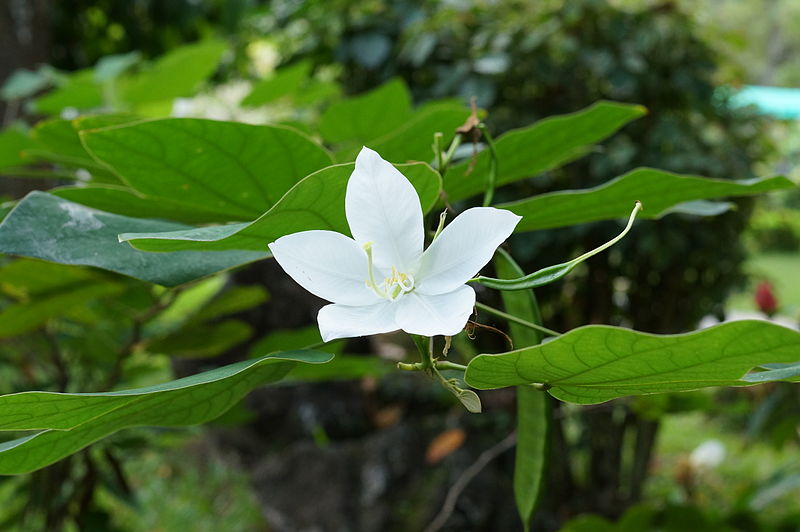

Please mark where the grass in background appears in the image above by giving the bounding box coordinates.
[727,252,800,318]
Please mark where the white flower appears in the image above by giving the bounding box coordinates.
[689,439,726,470]
[268,147,521,342]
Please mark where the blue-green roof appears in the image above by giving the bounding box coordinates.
[730,85,800,119]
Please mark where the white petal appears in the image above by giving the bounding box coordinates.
[416,207,521,295]
[395,285,476,336]
[318,301,399,341]
[268,230,378,306]
[345,147,424,272]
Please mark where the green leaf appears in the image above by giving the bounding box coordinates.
[0,192,268,286]
[0,127,38,170]
[94,51,141,83]
[143,276,227,338]
[26,118,114,177]
[242,60,312,107]
[1,68,51,100]
[190,285,269,324]
[0,278,124,339]
[495,251,549,531]
[287,354,392,382]
[741,362,800,383]
[476,202,642,291]
[503,170,794,232]
[465,320,800,404]
[319,78,412,144]
[81,118,334,221]
[443,101,646,201]
[0,350,333,474]
[51,185,238,224]
[146,319,252,358]
[32,70,103,114]
[368,102,469,163]
[120,162,442,252]
[0,258,101,297]
[119,40,227,105]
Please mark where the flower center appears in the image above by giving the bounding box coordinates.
[363,242,415,301]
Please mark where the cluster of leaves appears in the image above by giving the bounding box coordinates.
[1,36,799,528]
[1,4,799,527]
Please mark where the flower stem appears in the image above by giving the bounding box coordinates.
[474,302,560,338]
[411,334,434,372]
[436,361,468,372]
[477,123,498,207]
[397,360,467,372]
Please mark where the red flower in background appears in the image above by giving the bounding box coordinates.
[755,281,778,317]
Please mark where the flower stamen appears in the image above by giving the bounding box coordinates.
[364,244,415,300]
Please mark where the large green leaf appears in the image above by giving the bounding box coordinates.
[81,118,334,221]
[0,350,332,474]
[319,78,412,144]
[495,251,549,531]
[51,185,240,224]
[0,192,267,286]
[30,118,99,167]
[443,101,646,201]
[504,170,795,232]
[465,321,800,404]
[119,162,441,252]
[119,40,227,105]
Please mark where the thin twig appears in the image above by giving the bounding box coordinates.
[425,431,517,532]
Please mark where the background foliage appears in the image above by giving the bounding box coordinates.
[0,1,798,531]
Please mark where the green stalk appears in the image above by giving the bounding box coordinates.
[474,302,560,338]
[477,123,498,207]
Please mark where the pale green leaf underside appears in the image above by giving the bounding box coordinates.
[120,162,442,252]
[443,101,646,201]
[504,170,794,232]
[0,191,267,286]
[0,350,332,474]
[465,320,800,404]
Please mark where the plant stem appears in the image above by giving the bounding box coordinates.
[411,334,434,372]
[477,123,498,207]
[475,302,560,338]
[439,134,463,174]
[434,132,444,172]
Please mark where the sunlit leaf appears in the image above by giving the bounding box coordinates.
[119,40,227,105]
[81,118,334,221]
[319,78,412,144]
[119,162,441,252]
[242,60,312,107]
